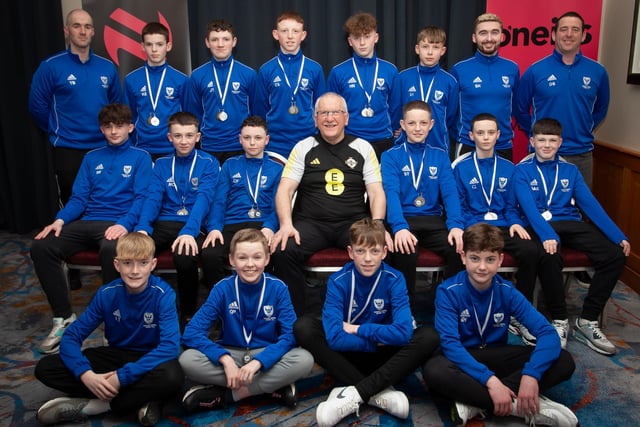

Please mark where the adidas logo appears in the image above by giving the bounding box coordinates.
[274,76,282,83]
[473,76,482,84]
[207,81,214,88]
[348,77,357,84]
[232,173,242,179]
[548,74,557,82]
[95,164,104,175]
[310,158,320,165]
[469,177,479,185]
[67,74,77,85]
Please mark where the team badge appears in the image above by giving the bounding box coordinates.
[144,312,154,324]
[122,165,132,178]
[345,157,358,169]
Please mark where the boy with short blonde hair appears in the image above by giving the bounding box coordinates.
[35,233,183,426]
[254,11,326,157]
[295,218,439,427]
[180,228,313,412]
[390,26,459,153]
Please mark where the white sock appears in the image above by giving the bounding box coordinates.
[82,399,110,415]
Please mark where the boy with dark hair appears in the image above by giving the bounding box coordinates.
[185,19,257,164]
[423,223,578,427]
[31,103,152,354]
[201,115,282,286]
[124,22,188,159]
[381,100,464,309]
[180,229,313,412]
[390,26,459,152]
[34,233,183,426]
[513,118,630,355]
[254,11,326,157]
[327,12,398,159]
[135,111,219,323]
[295,218,440,427]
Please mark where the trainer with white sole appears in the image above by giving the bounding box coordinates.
[423,223,577,427]
[34,233,183,426]
[295,219,440,427]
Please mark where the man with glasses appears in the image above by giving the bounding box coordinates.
[270,92,390,316]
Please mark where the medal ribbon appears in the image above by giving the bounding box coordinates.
[171,153,197,210]
[351,57,379,108]
[244,158,264,209]
[144,65,167,115]
[347,269,382,324]
[277,55,306,105]
[212,59,235,109]
[404,143,427,195]
[234,273,267,347]
[418,70,435,103]
[472,152,497,210]
[472,290,494,348]
[535,163,559,209]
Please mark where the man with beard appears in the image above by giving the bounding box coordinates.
[450,14,519,161]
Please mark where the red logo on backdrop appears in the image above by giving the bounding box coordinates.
[103,8,172,66]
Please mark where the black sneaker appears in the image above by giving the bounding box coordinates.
[272,384,297,408]
[182,385,228,412]
[574,271,592,287]
[138,401,161,426]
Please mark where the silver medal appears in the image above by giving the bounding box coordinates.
[242,351,252,365]
[361,107,374,118]
[177,208,189,216]
[248,208,256,218]
[253,209,262,218]
[484,212,498,221]
[541,210,553,221]
[217,111,228,122]
[149,115,160,127]
[288,104,299,115]
[414,196,426,207]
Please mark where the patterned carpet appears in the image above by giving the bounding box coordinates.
[1,230,639,427]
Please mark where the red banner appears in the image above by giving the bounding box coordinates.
[486,0,603,161]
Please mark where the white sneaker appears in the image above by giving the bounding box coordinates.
[316,385,362,427]
[552,319,569,349]
[574,317,617,355]
[39,314,76,354]
[36,397,89,424]
[523,395,579,427]
[509,317,537,346]
[451,401,484,426]
[368,387,409,419]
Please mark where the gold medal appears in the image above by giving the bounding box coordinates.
[288,104,299,115]
[177,208,189,216]
[361,107,374,118]
[414,196,426,207]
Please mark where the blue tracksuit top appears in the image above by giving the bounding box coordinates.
[513,154,627,244]
[381,142,464,234]
[451,152,523,228]
[390,63,459,150]
[123,62,188,155]
[136,149,220,237]
[515,50,610,156]
[205,155,282,233]
[323,261,413,352]
[28,48,121,149]
[327,52,398,142]
[436,271,561,386]
[182,273,297,371]
[254,50,326,157]
[56,140,152,231]
[450,51,519,150]
[59,275,180,387]
[185,55,257,153]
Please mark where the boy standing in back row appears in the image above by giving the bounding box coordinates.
[513,118,630,355]
[254,11,326,158]
[124,22,188,159]
[327,12,398,159]
[185,19,257,164]
[390,26,458,153]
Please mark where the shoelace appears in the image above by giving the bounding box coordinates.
[337,400,360,417]
[588,322,606,340]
